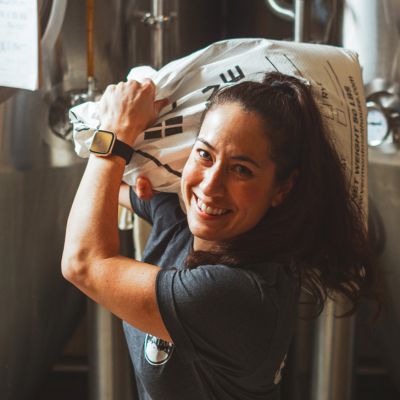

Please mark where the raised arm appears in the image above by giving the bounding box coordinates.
[62,80,171,341]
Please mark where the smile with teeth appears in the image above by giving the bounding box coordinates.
[196,196,229,216]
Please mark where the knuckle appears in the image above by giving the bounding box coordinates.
[139,79,154,92]
[128,80,140,88]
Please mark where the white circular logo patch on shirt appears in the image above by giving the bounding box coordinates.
[144,334,174,366]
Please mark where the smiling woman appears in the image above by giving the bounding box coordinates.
[184,74,378,318]
[62,72,379,400]
[182,102,290,247]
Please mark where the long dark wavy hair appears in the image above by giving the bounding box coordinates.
[185,71,380,316]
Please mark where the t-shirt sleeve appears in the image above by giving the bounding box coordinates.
[156,265,279,371]
[129,186,153,223]
[129,188,184,226]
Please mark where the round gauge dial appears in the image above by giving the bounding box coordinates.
[367,103,389,146]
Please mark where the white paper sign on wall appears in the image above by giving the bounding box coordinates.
[0,0,40,90]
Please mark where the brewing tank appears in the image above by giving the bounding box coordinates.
[0,1,135,398]
[340,0,400,391]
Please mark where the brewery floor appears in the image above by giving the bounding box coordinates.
[36,365,400,400]
[37,370,87,400]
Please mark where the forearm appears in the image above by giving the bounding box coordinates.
[62,154,125,276]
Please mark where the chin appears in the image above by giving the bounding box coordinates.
[188,223,218,242]
[190,223,236,244]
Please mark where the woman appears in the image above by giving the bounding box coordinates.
[62,72,377,399]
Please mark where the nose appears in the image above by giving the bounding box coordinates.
[199,164,226,197]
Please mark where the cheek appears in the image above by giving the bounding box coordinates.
[237,184,268,206]
[236,183,274,216]
[181,157,198,192]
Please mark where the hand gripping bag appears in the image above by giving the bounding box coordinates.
[70,38,367,213]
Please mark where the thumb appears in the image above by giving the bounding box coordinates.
[154,98,170,115]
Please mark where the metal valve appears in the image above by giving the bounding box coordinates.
[366,79,400,147]
[140,12,173,27]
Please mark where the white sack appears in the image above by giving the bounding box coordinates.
[70,38,367,212]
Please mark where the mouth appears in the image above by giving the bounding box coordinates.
[194,194,230,216]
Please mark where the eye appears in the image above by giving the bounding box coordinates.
[233,164,253,177]
[196,148,212,161]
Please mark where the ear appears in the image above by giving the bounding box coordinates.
[271,169,299,207]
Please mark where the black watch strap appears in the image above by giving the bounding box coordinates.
[112,139,134,164]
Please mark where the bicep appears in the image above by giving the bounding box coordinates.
[72,256,172,342]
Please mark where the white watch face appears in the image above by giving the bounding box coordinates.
[367,107,389,146]
[90,130,115,154]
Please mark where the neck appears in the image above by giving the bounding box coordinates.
[193,236,218,252]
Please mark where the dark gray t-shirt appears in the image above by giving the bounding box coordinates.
[124,191,298,400]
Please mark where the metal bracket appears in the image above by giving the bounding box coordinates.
[134,11,176,28]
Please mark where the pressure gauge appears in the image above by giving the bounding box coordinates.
[367,101,390,146]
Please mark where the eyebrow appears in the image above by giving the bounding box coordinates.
[196,137,261,168]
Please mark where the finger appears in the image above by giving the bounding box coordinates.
[142,78,155,88]
[154,98,170,114]
[123,81,140,97]
[141,79,156,97]
[127,79,141,89]
[136,176,154,200]
[141,177,154,200]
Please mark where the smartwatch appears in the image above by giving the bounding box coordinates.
[89,129,134,164]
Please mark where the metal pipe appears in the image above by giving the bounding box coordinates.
[152,0,164,69]
[86,0,95,80]
[88,224,137,400]
[265,0,294,21]
[294,0,305,42]
[265,0,305,42]
[311,298,356,400]
[41,0,67,51]
[88,300,136,400]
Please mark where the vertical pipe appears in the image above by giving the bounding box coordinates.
[88,300,136,400]
[294,0,305,42]
[88,189,137,400]
[86,0,95,80]
[265,0,304,42]
[311,298,355,400]
[88,211,137,400]
[86,0,96,99]
[152,0,164,69]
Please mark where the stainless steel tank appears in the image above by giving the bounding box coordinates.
[340,0,400,392]
[0,1,136,399]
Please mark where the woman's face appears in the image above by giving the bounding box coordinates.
[181,102,287,251]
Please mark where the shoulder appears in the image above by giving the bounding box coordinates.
[156,262,297,367]
[157,262,298,334]
[157,262,296,313]
[158,264,264,303]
